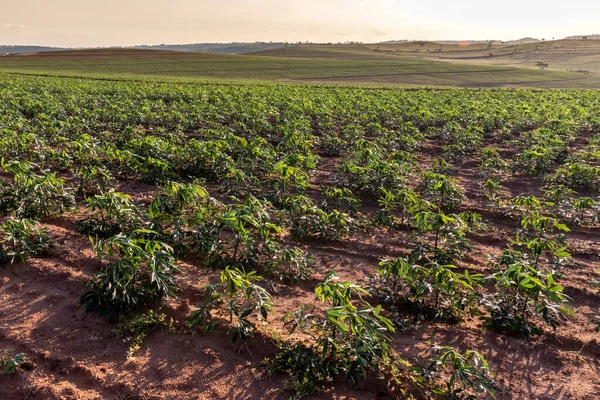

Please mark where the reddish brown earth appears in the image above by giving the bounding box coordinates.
[1,133,600,399]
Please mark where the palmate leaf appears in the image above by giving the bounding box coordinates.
[325,307,350,333]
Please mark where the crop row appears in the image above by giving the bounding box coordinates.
[1,74,599,398]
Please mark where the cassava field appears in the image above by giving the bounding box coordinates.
[0,47,600,400]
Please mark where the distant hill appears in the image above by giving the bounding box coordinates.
[0,43,289,56]
[433,40,496,45]
[0,45,64,54]
[133,42,288,54]
[564,34,600,40]
[377,39,542,46]
[377,40,409,44]
[501,38,541,44]
[1,36,598,57]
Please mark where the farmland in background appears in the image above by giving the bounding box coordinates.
[2,46,600,87]
[363,39,600,74]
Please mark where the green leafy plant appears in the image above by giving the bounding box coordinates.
[0,158,75,218]
[147,181,209,253]
[440,123,483,162]
[512,133,565,176]
[418,172,464,212]
[482,261,574,339]
[550,161,600,191]
[80,232,179,319]
[116,310,172,358]
[0,350,25,375]
[265,247,313,284]
[220,196,283,267]
[74,164,114,197]
[0,218,52,265]
[342,140,410,195]
[516,208,571,271]
[76,190,144,238]
[373,188,419,229]
[430,158,453,176]
[571,197,597,226]
[483,179,504,209]
[67,134,114,196]
[188,267,272,343]
[184,138,235,182]
[409,345,497,399]
[268,160,310,205]
[412,211,477,265]
[287,195,353,240]
[266,271,396,396]
[478,148,508,179]
[318,187,362,215]
[374,257,481,322]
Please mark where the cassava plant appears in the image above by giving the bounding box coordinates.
[418,172,464,212]
[318,186,362,215]
[220,196,283,268]
[265,271,396,396]
[73,164,114,197]
[1,350,26,375]
[265,246,313,284]
[411,211,477,265]
[373,257,482,323]
[409,345,497,399]
[76,190,145,238]
[286,195,353,240]
[147,181,209,253]
[0,218,52,265]
[188,267,272,344]
[481,258,574,339]
[373,187,419,229]
[80,231,179,320]
[0,158,75,218]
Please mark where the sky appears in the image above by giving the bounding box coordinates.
[1,0,599,47]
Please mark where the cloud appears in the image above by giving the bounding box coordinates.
[4,24,25,30]
[372,29,386,36]
[337,30,351,37]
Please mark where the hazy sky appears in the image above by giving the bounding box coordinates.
[1,0,599,47]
